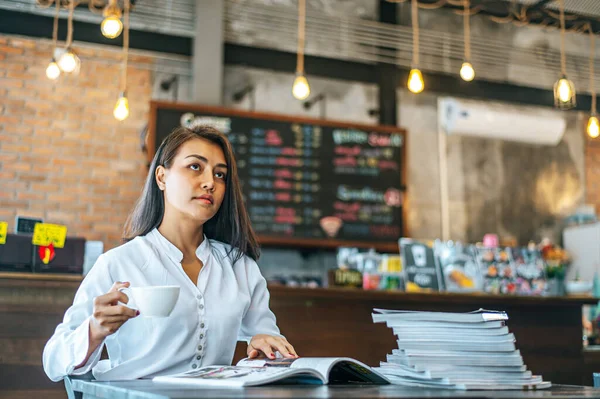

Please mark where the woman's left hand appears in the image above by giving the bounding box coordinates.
[248,334,298,359]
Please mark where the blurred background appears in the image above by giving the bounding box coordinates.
[4,0,600,395]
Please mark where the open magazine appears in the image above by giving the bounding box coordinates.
[372,308,508,324]
[152,357,390,388]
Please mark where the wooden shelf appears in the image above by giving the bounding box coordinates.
[266,284,599,307]
[258,236,399,253]
[0,272,83,282]
[0,272,83,289]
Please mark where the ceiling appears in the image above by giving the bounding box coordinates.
[432,0,600,33]
[546,0,600,20]
[0,0,195,37]
[2,1,600,38]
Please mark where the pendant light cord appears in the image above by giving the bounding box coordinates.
[296,0,306,74]
[591,27,596,114]
[120,0,130,92]
[464,0,471,62]
[559,0,567,76]
[412,0,419,67]
[66,0,74,48]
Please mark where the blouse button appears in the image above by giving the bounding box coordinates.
[200,334,204,339]
[200,323,205,329]
[197,294,202,300]
[192,364,197,369]
[197,355,202,360]
[198,345,203,351]
[199,304,204,310]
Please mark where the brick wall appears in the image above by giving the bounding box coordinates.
[0,35,154,250]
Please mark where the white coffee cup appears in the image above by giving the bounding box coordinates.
[119,285,180,318]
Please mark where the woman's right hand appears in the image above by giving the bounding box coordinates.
[89,281,139,342]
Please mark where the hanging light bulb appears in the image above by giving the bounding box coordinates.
[114,92,130,121]
[408,69,424,94]
[292,0,310,101]
[101,16,123,39]
[292,74,310,100]
[557,77,573,103]
[553,0,576,109]
[460,0,474,82]
[57,48,80,73]
[101,1,123,39]
[407,0,423,94]
[46,59,60,80]
[588,116,600,139]
[554,75,576,107]
[115,0,131,121]
[588,27,598,139]
[48,0,60,80]
[460,62,475,82]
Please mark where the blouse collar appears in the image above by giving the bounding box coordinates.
[148,228,211,265]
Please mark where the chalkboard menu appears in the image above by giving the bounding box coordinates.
[149,102,407,251]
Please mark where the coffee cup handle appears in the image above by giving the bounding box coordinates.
[117,287,136,310]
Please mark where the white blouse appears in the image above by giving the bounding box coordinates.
[42,228,281,382]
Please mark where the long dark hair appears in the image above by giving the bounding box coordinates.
[124,125,260,262]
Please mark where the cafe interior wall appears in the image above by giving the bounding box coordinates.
[1,0,597,281]
[399,90,586,247]
[221,1,592,281]
[217,64,587,281]
[397,4,588,245]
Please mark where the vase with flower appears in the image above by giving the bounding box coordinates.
[540,240,570,296]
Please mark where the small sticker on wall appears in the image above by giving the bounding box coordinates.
[0,222,7,245]
[319,216,343,238]
[39,243,56,265]
[32,223,67,249]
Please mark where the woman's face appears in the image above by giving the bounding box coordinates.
[156,138,228,224]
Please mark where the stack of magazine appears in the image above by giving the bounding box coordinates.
[372,308,551,390]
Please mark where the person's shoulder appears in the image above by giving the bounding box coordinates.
[208,240,266,289]
[208,238,231,254]
[100,235,155,270]
[209,239,255,267]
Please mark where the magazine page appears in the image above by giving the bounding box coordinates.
[290,357,390,384]
[456,380,552,391]
[383,374,551,391]
[395,333,515,343]
[384,320,506,329]
[289,357,343,380]
[392,326,510,337]
[388,356,524,368]
[236,357,297,368]
[379,361,529,378]
[394,340,516,352]
[152,364,324,388]
[372,308,508,323]
[393,348,522,358]
[384,374,456,388]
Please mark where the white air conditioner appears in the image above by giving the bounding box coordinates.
[438,97,566,146]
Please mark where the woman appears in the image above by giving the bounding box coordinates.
[43,125,297,382]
